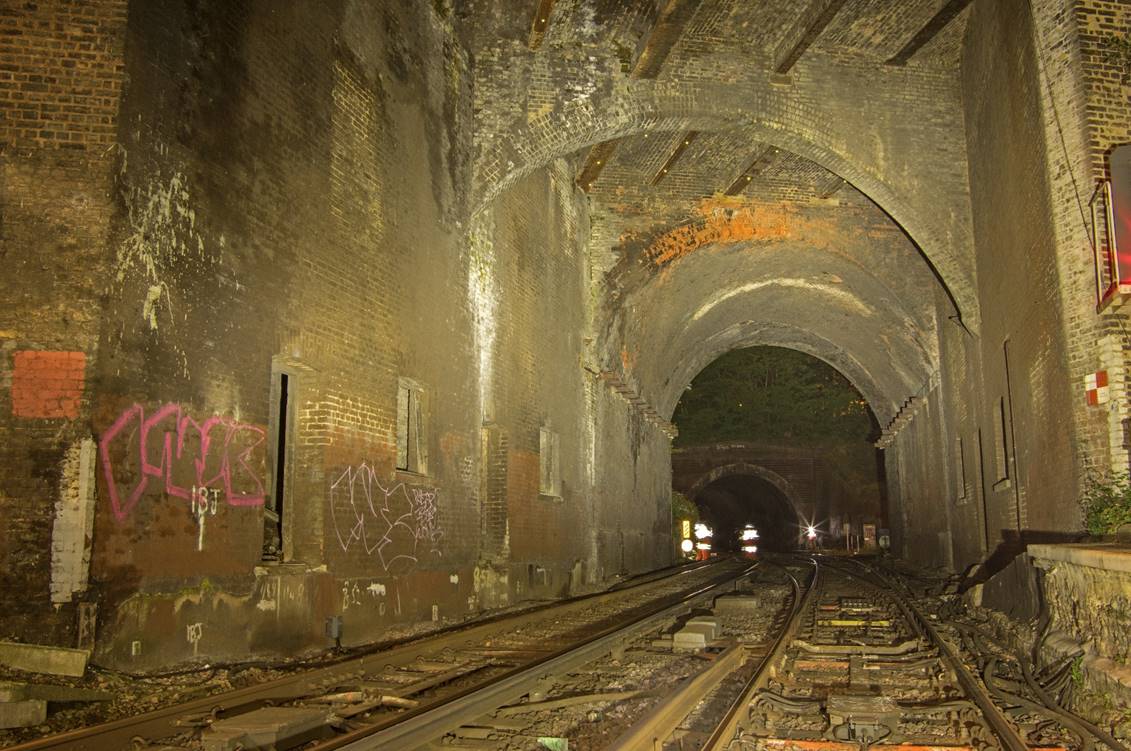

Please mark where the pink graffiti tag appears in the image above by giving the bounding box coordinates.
[99,403,266,522]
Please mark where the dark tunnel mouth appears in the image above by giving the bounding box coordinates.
[692,472,802,553]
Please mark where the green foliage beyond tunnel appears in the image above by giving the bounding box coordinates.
[672,347,881,502]
[673,347,877,446]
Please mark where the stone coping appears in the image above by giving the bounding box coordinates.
[1028,542,1131,573]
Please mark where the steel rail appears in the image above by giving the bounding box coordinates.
[605,643,747,750]
[834,557,1031,751]
[699,555,820,751]
[315,562,760,751]
[5,559,727,751]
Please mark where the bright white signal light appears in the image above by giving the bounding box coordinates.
[694,523,713,540]
[741,526,759,541]
[742,544,758,554]
[680,539,694,553]
[697,542,712,551]
[806,525,817,539]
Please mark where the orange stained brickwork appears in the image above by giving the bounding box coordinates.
[10,350,85,419]
[646,197,797,266]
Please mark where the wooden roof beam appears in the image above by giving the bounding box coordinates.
[576,139,622,192]
[528,0,557,50]
[774,0,848,75]
[651,131,700,185]
[724,145,781,195]
[886,0,974,66]
[631,0,704,79]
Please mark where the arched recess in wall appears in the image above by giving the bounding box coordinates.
[471,78,979,332]
[685,462,803,525]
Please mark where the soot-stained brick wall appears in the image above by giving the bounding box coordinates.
[1071,0,1131,480]
[962,0,1077,537]
[81,0,493,665]
[468,156,675,600]
[1,0,673,666]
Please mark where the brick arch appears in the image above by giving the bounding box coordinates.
[660,321,898,427]
[684,462,803,525]
[473,78,979,331]
[606,231,937,426]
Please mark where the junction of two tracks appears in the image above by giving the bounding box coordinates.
[2,556,1117,750]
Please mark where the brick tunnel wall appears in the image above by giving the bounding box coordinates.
[0,0,672,668]
[0,0,129,647]
[884,0,1110,577]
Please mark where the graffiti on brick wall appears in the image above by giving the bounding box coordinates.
[329,464,444,573]
[409,488,443,556]
[99,403,266,522]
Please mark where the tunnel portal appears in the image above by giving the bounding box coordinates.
[694,473,800,553]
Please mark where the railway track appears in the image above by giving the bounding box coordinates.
[699,556,1040,750]
[4,558,751,751]
[604,554,1083,751]
[6,554,1117,750]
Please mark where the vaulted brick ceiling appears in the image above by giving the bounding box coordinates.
[467,0,977,423]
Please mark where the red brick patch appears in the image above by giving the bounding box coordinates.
[11,350,86,419]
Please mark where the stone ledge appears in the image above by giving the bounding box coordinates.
[0,641,89,677]
[1028,543,1131,573]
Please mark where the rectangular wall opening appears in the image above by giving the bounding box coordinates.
[397,379,428,475]
[265,370,292,561]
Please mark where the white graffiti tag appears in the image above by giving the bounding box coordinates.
[410,488,443,555]
[329,464,444,574]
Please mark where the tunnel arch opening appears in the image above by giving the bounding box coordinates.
[692,472,801,553]
[687,462,801,515]
[670,346,886,554]
[592,197,945,433]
